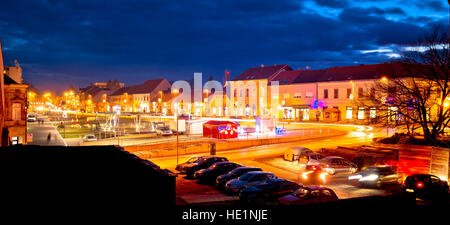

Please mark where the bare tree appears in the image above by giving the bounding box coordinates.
[363,29,450,145]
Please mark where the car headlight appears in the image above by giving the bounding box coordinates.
[348,175,362,180]
[359,174,379,181]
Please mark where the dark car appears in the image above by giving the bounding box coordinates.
[239,178,301,204]
[175,156,206,173]
[184,156,228,177]
[193,162,242,182]
[278,186,339,205]
[301,165,328,185]
[315,156,358,175]
[216,167,262,188]
[401,174,449,200]
[348,165,403,188]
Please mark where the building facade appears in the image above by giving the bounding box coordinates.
[109,78,171,113]
[0,44,28,146]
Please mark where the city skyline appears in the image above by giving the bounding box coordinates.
[0,0,449,93]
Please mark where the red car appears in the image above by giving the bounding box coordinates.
[278,186,338,205]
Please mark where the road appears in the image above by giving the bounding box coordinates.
[150,125,396,204]
[27,115,67,146]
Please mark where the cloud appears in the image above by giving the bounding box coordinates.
[0,0,445,91]
[314,0,349,8]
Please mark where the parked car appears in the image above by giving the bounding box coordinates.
[315,156,357,175]
[225,171,276,193]
[183,156,228,177]
[27,114,37,122]
[216,167,262,188]
[83,134,97,142]
[175,156,206,172]
[155,126,173,136]
[239,178,301,204]
[401,174,449,200]
[348,165,403,188]
[193,162,242,182]
[284,147,312,161]
[299,152,325,165]
[278,186,339,205]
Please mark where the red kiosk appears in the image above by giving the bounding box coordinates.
[202,121,238,139]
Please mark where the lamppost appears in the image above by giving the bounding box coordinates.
[176,103,179,165]
[235,101,239,122]
[282,100,286,130]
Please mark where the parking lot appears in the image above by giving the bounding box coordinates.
[174,154,404,205]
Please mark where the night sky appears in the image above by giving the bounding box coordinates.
[0,0,448,93]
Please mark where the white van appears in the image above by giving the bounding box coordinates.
[284,147,312,161]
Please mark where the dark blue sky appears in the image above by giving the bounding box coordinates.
[0,0,448,93]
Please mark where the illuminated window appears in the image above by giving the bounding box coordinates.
[358,107,364,119]
[305,92,313,98]
[346,107,353,119]
[301,109,309,120]
[283,93,290,99]
[370,107,376,118]
[12,103,21,121]
[294,93,301,98]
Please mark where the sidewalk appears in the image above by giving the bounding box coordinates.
[27,115,67,146]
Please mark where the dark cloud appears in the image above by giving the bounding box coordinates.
[0,0,444,92]
[314,0,349,8]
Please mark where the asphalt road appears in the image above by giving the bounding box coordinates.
[150,125,396,203]
[27,114,67,146]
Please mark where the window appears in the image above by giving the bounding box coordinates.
[246,89,249,97]
[305,92,313,98]
[324,89,328,99]
[334,89,338,99]
[283,93,290,99]
[370,88,375,98]
[347,88,352,98]
[358,88,364,98]
[293,93,301,98]
[388,87,396,98]
[358,107,364,120]
[370,107,376,118]
[234,89,237,97]
[346,107,352,119]
[12,103,21,121]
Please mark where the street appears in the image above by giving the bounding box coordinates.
[150,125,399,204]
[27,115,67,146]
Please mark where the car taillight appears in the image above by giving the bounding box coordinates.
[416,182,424,188]
[311,165,317,171]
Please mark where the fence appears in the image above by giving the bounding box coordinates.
[125,127,345,159]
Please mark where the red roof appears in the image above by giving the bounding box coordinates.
[270,70,303,85]
[203,120,237,126]
[233,64,293,81]
[111,78,167,96]
[292,63,409,84]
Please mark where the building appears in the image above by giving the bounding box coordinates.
[79,80,124,112]
[226,64,294,118]
[279,63,407,123]
[0,42,28,146]
[109,78,171,113]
